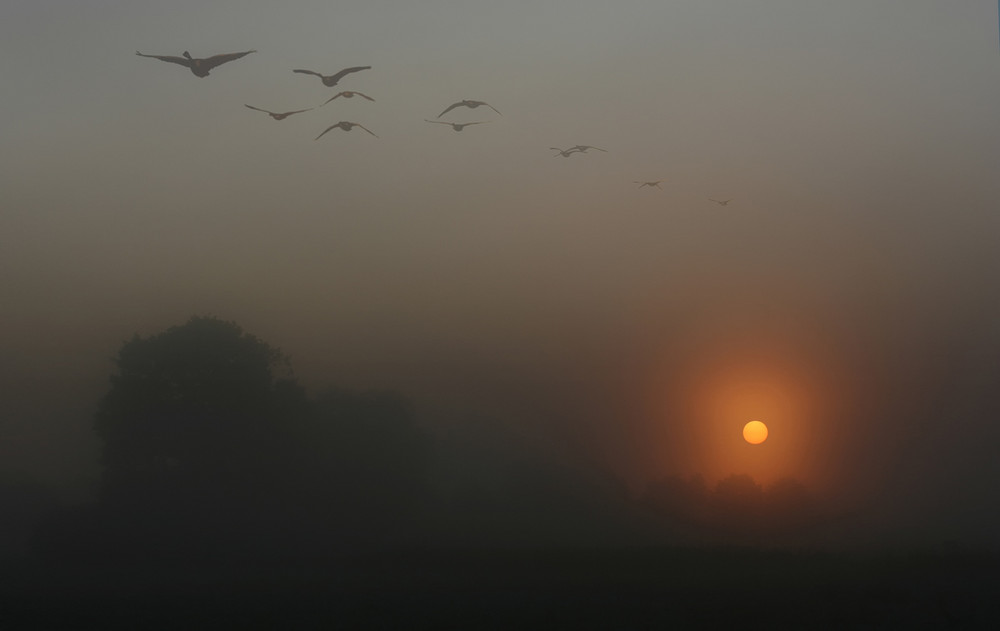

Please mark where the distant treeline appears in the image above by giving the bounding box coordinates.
[6,316,825,563]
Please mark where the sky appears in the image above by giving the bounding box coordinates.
[2,0,1000,544]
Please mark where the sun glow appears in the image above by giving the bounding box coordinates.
[646,351,830,487]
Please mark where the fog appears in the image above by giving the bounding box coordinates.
[3,0,1000,556]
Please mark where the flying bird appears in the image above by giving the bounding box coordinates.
[550,147,582,158]
[437,100,502,118]
[322,91,375,105]
[634,180,666,189]
[424,119,490,131]
[293,66,371,87]
[709,198,732,206]
[244,104,313,120]
[135,50,256,77]
[569,145,608,153]
[314,121,378,140]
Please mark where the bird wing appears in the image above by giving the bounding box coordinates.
[136,51,191,67]
[354,123,378,138]
[200,50,256,71]
[293,68,323,77]
[282,108,313,116]
[483,102,502,115]
[322,93,344,105]
[244,104,272,114]
[463,121,489,127]
[329,66,372,82]
[424,119,449,125]
[314,125,337,140]
[437,102,462,118]
[356,91,375,101]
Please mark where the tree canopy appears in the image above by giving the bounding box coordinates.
[93,316,301,511]
[86,316,431,558]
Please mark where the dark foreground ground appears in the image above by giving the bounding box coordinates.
[2,547,997,629]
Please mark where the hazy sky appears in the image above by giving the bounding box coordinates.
[3,1,1000,541]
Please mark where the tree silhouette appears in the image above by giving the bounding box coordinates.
[709,474,765,540]
[641,473,824,545]
[762,477,817,535]
[642,473,709,523]
[93,317,304,526]
[79,316,436,559]
[278,387,432,546]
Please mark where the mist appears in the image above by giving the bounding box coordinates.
[2,0,1000,626]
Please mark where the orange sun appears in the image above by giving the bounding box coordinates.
[743,421,768,445]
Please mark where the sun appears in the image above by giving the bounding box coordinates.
[743,421,768,445]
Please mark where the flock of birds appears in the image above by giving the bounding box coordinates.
[135,48,734,203]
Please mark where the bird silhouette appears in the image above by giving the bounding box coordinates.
[569,145,608,153]
[437,100,502,118]
[322,91,375,105]
[634,180,666,189]
[135,50,256,77]
[314,121,378,140]
[425,120,490,131]
[709,198,732,206]
[293,66,371,87]
[244,104,313,120]
[550,147,582,158]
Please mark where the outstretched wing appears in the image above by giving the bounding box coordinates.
[482,102,502,116]
[282,108,313,116]
[314,125,337,140]
[424,119,449,125]
[136,51,190,67]
[329,66,372,82]
[463,121,489,127]
[201,50,256,71]
[437,102,462,118]
[354,123,378,138]
[244,104,272,114]
[294,68,323,77]
[323,91,375,106]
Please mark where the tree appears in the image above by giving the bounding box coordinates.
[93,316,303,514]
[276,387,433,546]
[85,316,433,559]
